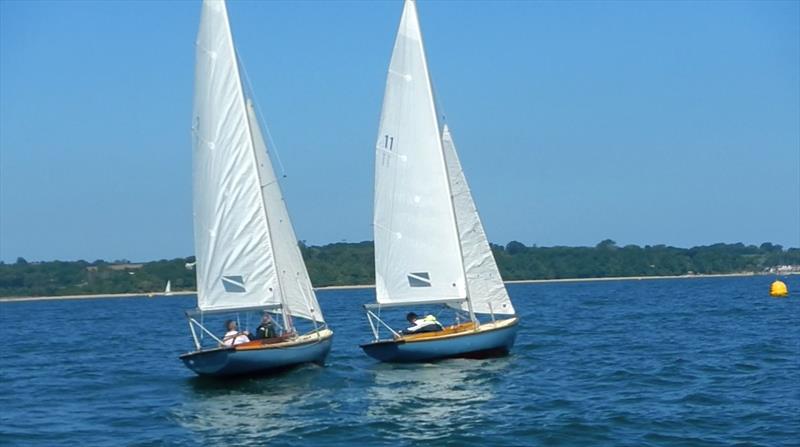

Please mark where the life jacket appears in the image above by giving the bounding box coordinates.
[406,315,443,333]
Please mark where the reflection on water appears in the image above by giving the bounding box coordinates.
[173,365,330,442]
[366,358,512,441]
[3,278,798,445]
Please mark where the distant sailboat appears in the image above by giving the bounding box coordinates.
[180,0,333,377]
[164,280,172,296]
[360,0,519,362]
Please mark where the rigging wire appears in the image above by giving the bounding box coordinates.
[236,52,289,179]
[425,47,449,132]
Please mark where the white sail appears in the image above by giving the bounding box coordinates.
[192,0,319,320]
[245,102,324,323]
[442,126,515,316]
[165,280,172,294]
[373,0,467,305]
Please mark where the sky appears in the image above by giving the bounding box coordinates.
[0,0,798,263]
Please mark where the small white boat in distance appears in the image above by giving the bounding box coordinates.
[180,0,332,377]
[361,0,519,363]
[164,280,172,296]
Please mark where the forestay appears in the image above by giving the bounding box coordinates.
[373,0,466,305]
[442,126,515,316]
[192,0,321,321]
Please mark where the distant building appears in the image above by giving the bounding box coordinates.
[109,263,143,271]
[86,263,144,272]
[765,265,800,274]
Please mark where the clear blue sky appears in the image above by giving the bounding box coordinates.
[1,0,798,263]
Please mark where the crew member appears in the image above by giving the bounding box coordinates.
[254,313,278,339]
[222,320,250,346]
[402,312,443,335]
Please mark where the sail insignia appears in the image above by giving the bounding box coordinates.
[407,272,432,288]
[221,275,246,293]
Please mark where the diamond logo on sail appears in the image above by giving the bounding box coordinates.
[407,272,431,288]
[221,275,246,293]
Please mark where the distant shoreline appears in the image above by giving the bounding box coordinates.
[503,272,775,284]
[1,271,793,303]
[0,291,197,303]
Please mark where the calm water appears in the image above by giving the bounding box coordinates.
[1,276,798,446]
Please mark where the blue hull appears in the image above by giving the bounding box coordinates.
[361,319,519,363]
[180,332,333,377]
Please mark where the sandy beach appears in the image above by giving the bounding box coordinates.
[1,271,788,303]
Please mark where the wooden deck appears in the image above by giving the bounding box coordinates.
[233,329,333,351]
[398,318,517,343]
[401,321,477,341]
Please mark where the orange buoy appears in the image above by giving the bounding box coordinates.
[770,280,788,298]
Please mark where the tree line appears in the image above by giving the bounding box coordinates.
[1,240,797,297]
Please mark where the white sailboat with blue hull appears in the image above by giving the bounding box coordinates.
[180,0,332,377]
[361,0,518,363]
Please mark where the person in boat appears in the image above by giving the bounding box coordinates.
[401,312,444,335]
[222,320,251,346]
[254,313,278,339]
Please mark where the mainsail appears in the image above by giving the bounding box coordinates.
[442,125,515,316]
[374,0,467,305]
[191,0,322,322]
[374,0,514,316]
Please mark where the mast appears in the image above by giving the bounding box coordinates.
[245,91,326,326]
[440,133,476,323]
[408,0,477,323]
[220,1,296,329]
[243,98,294,333]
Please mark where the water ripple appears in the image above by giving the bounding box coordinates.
[1,276,798,446]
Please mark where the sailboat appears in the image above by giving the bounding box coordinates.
[164,280,173,296]
[360,0,519,363]
[179,0,333,377]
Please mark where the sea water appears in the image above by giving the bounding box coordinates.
[1,275,798,446]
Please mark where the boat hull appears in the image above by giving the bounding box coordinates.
[361,318,518,363]
[180,329,333,377]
